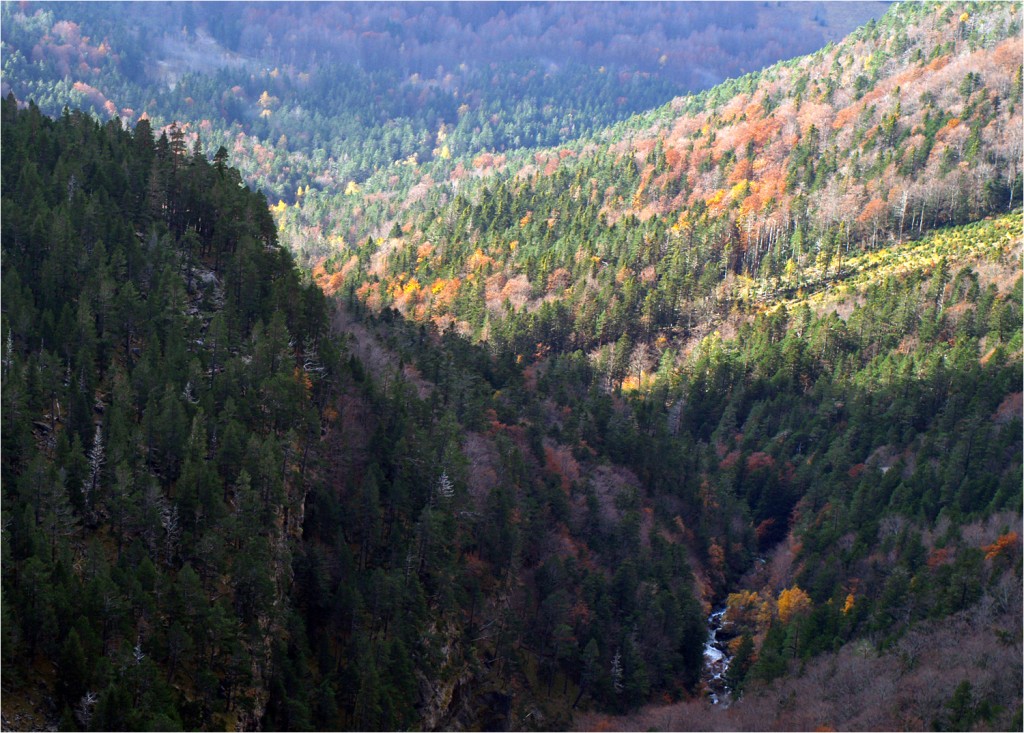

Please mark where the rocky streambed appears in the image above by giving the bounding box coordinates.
[703,608,733,705]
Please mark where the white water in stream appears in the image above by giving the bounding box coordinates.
[703,608,732,705]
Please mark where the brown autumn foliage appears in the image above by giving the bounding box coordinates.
[991,392,1023,425]
[543,440,581,494]
[546,267,572,294]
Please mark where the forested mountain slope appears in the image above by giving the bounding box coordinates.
[1,2,1021,732]
[303,2,1022,728]
[1,98,336,729]
[0,1,888,225]
[1,99,713,731]
[312,1,1021,355]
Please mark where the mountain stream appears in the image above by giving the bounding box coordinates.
[703,607,732,705]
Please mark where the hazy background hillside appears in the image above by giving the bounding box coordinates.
[2,1,889,203]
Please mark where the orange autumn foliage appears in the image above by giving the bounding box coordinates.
[857,198,887,225]
[466,248,495,271]
[323,270,346,296]
[983,531,1020,561]
[728,157,754,184]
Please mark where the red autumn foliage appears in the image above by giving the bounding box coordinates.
[755,518,777,544]
[719,449,741,470]
[926,547,952,569]
[746,451,776,472]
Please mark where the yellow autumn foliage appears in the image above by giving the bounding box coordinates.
[777,586,812,624]
[467,249,495,271]
[724,589,761,629]
[730,179,750,198]
[257,90,278,109]
[842,593,855,614]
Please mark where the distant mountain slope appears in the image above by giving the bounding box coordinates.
[1,1,888,224]
[2,2,890,106]
[313,1,1020,354]
[600,2,1021,240]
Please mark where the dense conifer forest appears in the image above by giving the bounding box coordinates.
[1,2,1021,731]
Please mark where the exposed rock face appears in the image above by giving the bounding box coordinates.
[417,621,471,730]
